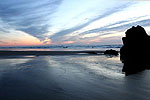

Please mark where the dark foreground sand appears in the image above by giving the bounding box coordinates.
[0,55,150,100]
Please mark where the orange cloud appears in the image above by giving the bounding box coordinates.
[0,40,42,47]
[63,41,75,44]
[0,35,43,46]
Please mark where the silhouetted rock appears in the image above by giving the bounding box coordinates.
[120,25,150,75]
[104,49,118,55]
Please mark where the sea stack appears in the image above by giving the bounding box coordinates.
[120,25,150,75]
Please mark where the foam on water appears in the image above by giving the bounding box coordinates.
[0,44,122,51]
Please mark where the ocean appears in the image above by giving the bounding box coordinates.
[0,44,122,51]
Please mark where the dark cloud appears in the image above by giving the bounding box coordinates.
[18,25,49,40]
[0,0,63,40]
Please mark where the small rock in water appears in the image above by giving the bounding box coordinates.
[104,49,118,55]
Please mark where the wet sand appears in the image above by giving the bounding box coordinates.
[0,55,150,100]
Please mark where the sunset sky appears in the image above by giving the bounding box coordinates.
[0,0,150,46]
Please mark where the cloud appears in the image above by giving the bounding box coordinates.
[81,18,150,35]
[52,1,150,44]
[0,40,8,44]
[0,0,63,40]
[0,0,150,45]
[50,2,134,42]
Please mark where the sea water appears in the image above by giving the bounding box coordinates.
[0,44,122,51]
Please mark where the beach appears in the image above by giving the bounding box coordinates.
[0,52,150,100]
[0,0,150,99]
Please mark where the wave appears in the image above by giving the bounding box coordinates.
[0,44,122,49]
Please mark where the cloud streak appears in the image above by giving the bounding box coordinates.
[0,0,63,40]
[50,2,133,40]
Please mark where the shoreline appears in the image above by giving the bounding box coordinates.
[0,50,108,56]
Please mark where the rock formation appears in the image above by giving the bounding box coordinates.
[104,49,118,56]
[120,25,150,75]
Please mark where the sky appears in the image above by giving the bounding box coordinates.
[0,0,150,46]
